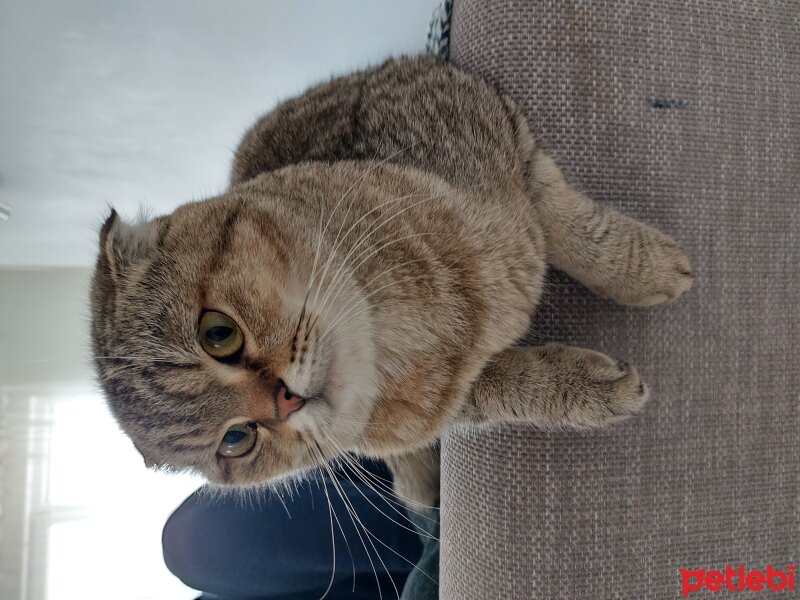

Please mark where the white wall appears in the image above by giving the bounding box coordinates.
[0,269,95,386]
[0,0,440,267]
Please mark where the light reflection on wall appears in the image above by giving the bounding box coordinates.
[0,270,201,600]
[3,388,202,600]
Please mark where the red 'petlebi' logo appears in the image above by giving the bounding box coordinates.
[681,565,796,596]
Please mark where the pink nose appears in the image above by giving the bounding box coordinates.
[276,382,305,421]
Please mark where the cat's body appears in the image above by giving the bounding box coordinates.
[91,57,692,498]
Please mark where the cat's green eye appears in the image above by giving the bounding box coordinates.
[218,422,257,458]
[199,311,244,359]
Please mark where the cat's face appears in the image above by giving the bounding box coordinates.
[90,194,379,486]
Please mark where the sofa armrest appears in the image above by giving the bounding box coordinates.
[440,2,800,598]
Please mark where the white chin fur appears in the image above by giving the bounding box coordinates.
[294,306,379,448]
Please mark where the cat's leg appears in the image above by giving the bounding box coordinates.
[459,345,648,429]
[384,445,440,510]
[531,152,693,306]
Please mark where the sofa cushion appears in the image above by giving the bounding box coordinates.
[441,1,800,598]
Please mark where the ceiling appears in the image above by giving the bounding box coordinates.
[0,0,438,267]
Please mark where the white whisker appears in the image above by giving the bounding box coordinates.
[311,441,389,600]
[317,264,452,349]
[325,453,438,541]
[309,145,418,315]
[318,473,337,600]
[311,191,422,322]
[322,433,440,519]
[313,190,455,325]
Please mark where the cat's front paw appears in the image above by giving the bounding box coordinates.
[558,347,650,428]
[586,223,694,307]
[590,226,694,306]
[594,359,650,426]
[623,235,694,307]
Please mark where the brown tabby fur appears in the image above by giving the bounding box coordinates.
[91,57,692,500]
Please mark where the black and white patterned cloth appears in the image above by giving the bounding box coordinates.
[426,0,453,60]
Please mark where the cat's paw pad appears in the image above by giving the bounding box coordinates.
[573,355,649,427]
[599,360,649,422]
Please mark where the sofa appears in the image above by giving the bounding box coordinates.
[439,2,800,598]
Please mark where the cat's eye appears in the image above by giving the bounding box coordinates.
[199,311,244,359]
[218,422,257,457]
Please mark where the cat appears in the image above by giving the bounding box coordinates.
[90,56,692,506]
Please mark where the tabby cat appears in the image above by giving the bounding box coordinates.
[91,56,692,503]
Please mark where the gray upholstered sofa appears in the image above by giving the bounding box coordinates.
[439,2,799,598]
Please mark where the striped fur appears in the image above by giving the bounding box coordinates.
[91,57,691,491]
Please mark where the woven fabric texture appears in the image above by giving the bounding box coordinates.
[441,2,800,599]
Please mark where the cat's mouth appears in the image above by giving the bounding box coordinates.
[276,381,305,421]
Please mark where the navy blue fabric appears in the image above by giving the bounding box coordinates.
[399,507,440,600]
[163,460,423,599]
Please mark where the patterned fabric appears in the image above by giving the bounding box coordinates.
[441,1,800,598]
[426,0,453,60]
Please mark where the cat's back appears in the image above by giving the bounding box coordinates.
[231,56,535,196]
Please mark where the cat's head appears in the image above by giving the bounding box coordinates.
[90,191,379,487]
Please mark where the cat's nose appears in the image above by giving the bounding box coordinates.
[276,380,305,421]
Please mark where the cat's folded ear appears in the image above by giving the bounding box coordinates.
[98,208,167,283]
